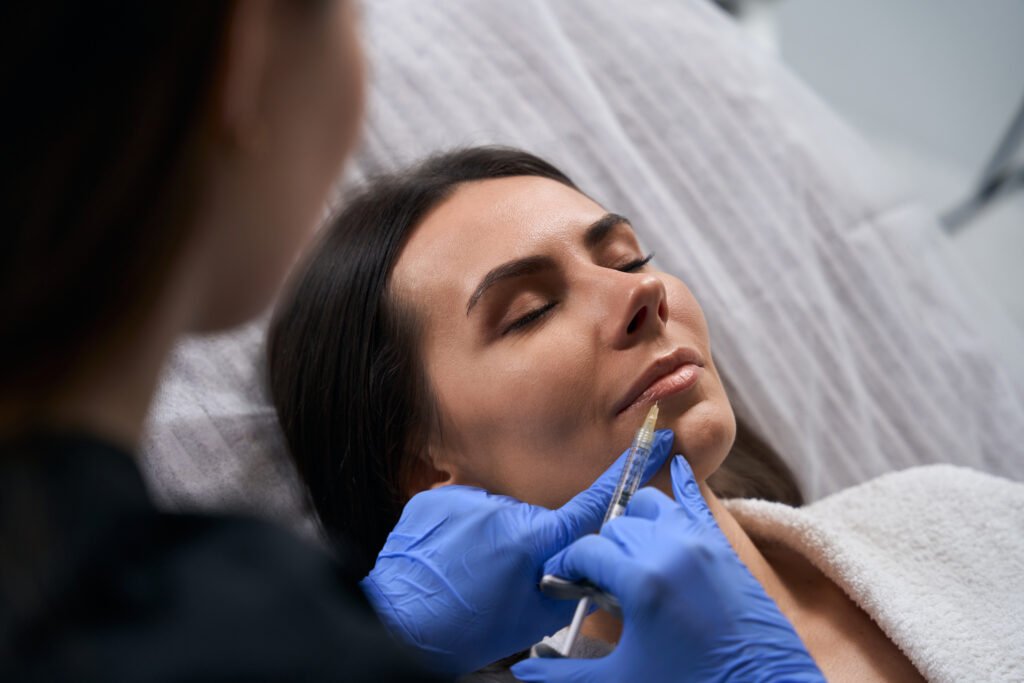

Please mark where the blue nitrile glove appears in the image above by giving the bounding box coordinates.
[359,430,675,676]
[511,455,824,683]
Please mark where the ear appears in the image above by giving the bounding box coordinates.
[403,449,456,498]
[216,0,273,149]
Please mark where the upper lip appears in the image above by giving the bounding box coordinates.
[614,347,704,415]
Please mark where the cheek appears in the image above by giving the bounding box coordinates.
[427,322,610,507]
[315,13,364,180]
[278,15,364,234]
[672,395,736,477]
[189,212,311,331]
[664,278,709,340]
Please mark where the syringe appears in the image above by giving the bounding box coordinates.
[558,403,659,657]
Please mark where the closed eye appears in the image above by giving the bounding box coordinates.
[618,253,654,272]
[503,301,557,335]
[501,254,652,336]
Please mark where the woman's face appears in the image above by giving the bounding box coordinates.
[392,176,736,508]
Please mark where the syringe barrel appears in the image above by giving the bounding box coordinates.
[603,442,653,524]
[602,405,658,525]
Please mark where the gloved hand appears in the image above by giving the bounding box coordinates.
[360,430,675,676]
[511,455,824,683]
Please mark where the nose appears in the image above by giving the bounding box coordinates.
[610,273,669,348]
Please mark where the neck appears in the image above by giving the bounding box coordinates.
[700,482,793,606]
[48,321,179,451]
[31,259,199,453]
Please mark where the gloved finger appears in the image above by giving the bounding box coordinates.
[622,485,675,521]
[670,454,716,524]
[510,655,601,682]
[404,482,489,506]
[595,514,659,559]
[398,483,489,519]
[546,430,674,551]
[541,533,637,606]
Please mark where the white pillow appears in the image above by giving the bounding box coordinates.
[142,0,1024,535]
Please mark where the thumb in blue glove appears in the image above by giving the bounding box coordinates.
[360,429,675,676]
[511,455,824,683]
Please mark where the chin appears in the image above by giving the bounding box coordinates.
[665,399,736,483]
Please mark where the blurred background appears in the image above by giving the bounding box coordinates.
[719,0,1024,332]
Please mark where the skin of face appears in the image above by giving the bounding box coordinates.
[392,176,737,507]
[191,0,365,331]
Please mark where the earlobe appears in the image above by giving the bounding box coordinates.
[428,474,455,491]
[216,0,272,150]
[404,450,456,498]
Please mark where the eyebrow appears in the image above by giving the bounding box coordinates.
[584,213,632,249]
[465,213,631,315]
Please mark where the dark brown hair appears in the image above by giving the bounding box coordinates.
[267,147,802,576]
[0,2,235,425]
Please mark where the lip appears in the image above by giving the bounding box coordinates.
[615,347,705,415]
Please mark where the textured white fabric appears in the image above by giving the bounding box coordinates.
[726,466,1024,682]
[141,0,1024,534]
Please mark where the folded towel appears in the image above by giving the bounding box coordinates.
[727,465,1024,682]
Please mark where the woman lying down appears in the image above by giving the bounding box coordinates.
[267,147,1023,682]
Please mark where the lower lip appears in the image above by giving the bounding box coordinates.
[622,364,703,414]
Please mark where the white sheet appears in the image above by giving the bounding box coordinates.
[141,0,1024,537]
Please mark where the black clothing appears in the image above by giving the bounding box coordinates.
[0,432,441,681]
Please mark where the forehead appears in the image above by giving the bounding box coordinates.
[391,175,606,302]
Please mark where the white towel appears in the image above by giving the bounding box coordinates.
[727,465,1024,682]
